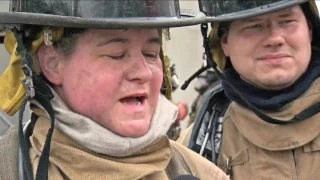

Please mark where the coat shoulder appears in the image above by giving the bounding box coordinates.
[170,140,229,180]
[0,125,19,180]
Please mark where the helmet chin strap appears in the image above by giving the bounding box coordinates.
[14,27,56,180]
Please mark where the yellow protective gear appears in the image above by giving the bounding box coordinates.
[162,54,172,100]
[0,27,64,116]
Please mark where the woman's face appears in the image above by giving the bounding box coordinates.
[39,28,163,137]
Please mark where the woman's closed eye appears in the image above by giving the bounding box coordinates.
[107,53,125,60]
[143,52,159,59]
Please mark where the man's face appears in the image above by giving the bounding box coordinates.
[54,29,163,138]
[220,5,312,90]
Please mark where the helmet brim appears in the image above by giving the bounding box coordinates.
[0,9,206,29]
[204,0,308,22]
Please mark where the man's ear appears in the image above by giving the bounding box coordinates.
[37,45,64,85]
[220,33,230,57]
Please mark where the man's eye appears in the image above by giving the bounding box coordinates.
[245,24,262,29]
[280,20,295,24]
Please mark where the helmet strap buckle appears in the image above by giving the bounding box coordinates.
[20,64,35,98]
[44,27,53,45]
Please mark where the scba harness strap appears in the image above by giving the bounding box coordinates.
[188,84,230,164]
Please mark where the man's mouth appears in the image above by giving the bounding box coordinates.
[257,53,290,61]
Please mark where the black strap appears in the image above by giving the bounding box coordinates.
[33,95,55,180]
[15,26,56,180]
[15,26,35,180]
[201,23,320,125]
[18,97,34,180]
[18,77,56,180]
[181,65,210,90]
[188,85,229,163]
[13,28,33,77]
[33,76,55,180]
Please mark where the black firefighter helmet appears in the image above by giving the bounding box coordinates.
[0,0,206,28]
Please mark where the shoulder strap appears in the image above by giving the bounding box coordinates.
[0,126,20,180]
[166,142,194,178]
[188,84,230,164]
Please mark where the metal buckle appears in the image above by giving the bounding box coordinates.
[20,64,35,98]
[171,74,180,89]
[202,52,207,67]
[226,156,232,179]
[44,27,53,45]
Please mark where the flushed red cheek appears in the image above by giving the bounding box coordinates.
[64,76,97,114]
[83,76,119,106]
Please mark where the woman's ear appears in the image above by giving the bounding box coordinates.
[37,45,64,85]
